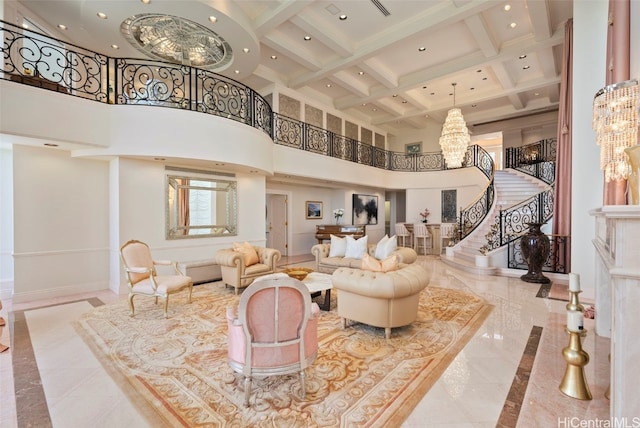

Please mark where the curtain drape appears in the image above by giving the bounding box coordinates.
[552,19,573,272]
[602,0,631,205]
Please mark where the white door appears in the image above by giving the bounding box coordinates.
[267,194,288,256]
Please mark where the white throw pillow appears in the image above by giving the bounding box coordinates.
[329,234,347,257]
[374,235,389,259]
[378,234,398,259]
[344,235,368,259]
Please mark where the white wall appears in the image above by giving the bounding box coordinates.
[12,145,111,302]
[571,0,608,300]
[0,145,14,299]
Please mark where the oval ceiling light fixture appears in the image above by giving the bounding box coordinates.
[509,22,517,29]
[140,0,151,4]
[418,47,426,52]
[97,12,108,19]
[304,35,312,41]
[339,15,347,20]
[121,14,233,70]
[208,16,217,23]
[57,24,67,30]
[111,44,119,49]
[504,4,511,11]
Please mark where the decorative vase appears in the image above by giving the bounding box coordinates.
[520,222,551,284]
[624,144,640,205]
[335,216,341,225]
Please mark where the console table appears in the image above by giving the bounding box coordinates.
[590,206,640,420]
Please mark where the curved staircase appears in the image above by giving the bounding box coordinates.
[441,169,551,275]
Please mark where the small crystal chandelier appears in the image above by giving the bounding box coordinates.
[439,83,470,168]
[592,79,639,182]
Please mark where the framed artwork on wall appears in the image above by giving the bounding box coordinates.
[306,201,323,219]
[352,194,378,225]
[405,142,421,154]
[441,190,457,222]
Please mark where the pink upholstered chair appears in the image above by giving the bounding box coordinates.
[226,277,319,406]
[119,240,193,318]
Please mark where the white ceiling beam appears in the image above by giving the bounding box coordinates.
[360,58,398,89]
[526,0,552,41]
[329,71,370,97]
[491,62,524,109]
[289,14,352,58]
[335,28,564,110]
[261,32,322,71]
[253,0,314,37]
[289,0,496,88]
[536,47,558,79]
[463,13,498,57]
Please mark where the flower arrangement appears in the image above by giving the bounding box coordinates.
[333,208,344,224]
[419,208,430,223]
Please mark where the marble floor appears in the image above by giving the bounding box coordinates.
[0,256,610,427]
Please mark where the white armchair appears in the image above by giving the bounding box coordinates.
[119,240,193,318]
[214,244,281,294]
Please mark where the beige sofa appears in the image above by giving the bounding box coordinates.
[311,243,417,274]
[331,263,429,339]
[214,246,281,294]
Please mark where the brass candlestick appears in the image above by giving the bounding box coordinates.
[566,290,585,313]
[559,327,593,400]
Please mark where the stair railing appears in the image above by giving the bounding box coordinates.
[456,145,496,241]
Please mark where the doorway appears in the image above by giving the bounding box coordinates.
[266,193,288,256]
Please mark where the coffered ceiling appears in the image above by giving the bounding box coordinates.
[14,0,572,135]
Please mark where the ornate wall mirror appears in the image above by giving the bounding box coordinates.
[166,174,237,239]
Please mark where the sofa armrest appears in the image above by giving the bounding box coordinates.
[312,244,331,261]
[392,247,418,264]
[254,246,281,269]
[214,249,244,268]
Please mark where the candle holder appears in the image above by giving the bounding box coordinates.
[566,290,585,313]
[559,327,592,400]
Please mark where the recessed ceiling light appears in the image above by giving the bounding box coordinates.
[422,86,427,89]
[358,71,364,75]
[44,143,59,147]
[57,24,67,30]
[522,65,530,69]
[339,15,347,20]
[509,22,517,29]
[234,70,240,74]
[270,55,278,60]
[326,83,331,87]
[362,103,367,106]
[208,16,217,23]
[372,108,377,111]
[482,77,488,81]
[418,47,426,52]
[141,0,151,4]
[470,87,475,90]
[504,4,511,11]
[430,92,435,95]
[534,92,540,96]
[111,44,119,49]
[243,48,250,53]
[304,35,311,41]
[97,12,107,19]
[392,94,398,97]
[519,54,527,59]
[477,69,482,73]
[402,100,407,104]
[472,104,478,107]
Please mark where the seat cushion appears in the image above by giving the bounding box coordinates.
[131,275,191,294]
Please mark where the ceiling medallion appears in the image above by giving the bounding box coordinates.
[121,14,232,70]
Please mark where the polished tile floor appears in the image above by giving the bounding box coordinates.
[0,256,610,427]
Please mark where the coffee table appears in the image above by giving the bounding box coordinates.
[300,272,333,311]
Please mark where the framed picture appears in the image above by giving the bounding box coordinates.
[405,142,421,155]
[441,189,457,223]
[306,201,323,219]
[352,194,378,225]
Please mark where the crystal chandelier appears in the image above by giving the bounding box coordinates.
[592,79,639,182]
[439,83,470,168]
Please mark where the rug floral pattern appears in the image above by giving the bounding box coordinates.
[75,283,492,427]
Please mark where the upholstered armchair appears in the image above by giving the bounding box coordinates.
[119,240,193,318]
[226,277,319,406]
[214,243,281,294]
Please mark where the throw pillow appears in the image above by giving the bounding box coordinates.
[344,235,368,259]
[374,234,398,259]
[233,241,259,266]
[329,234,347,257]
[374,235,389,259]
[361,253,399,272]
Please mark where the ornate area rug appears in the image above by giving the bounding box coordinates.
[75,282,492,427]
